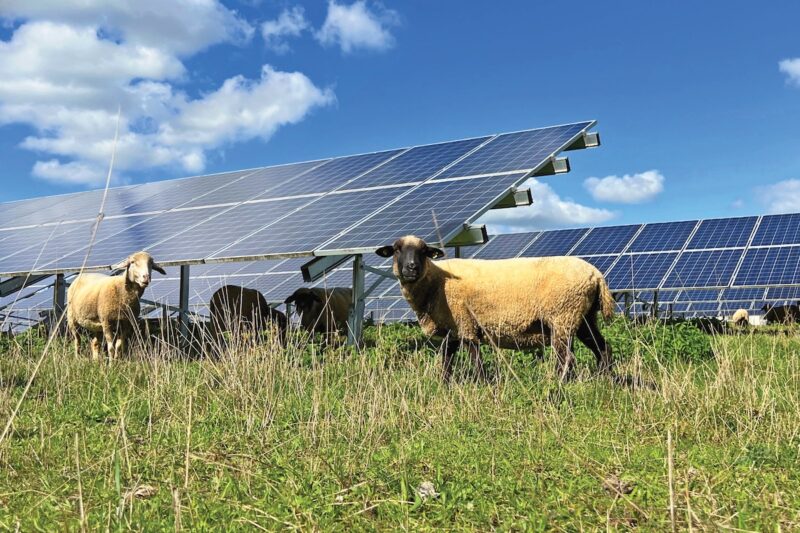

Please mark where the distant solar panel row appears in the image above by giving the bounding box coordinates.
[0,122,596,277]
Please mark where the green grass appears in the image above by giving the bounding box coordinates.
[1,321,799,531]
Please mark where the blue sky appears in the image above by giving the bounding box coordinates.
[1,1,799,232]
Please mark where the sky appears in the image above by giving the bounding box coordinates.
[1,1,799,234]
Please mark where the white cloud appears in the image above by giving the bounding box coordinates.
[757,179,800,214]
[779,58,800,86]
[316,0,399,53]
[478,178,616,233]
[261,6,308,54]
[0,4,333,187]
[583,170,665,204]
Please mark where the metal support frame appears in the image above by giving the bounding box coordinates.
[492,188,533,209]
[454,246,462,258]
[52,273,66,334]
[533,157,570,177]
[0,274,50,297]
[179,265,190,339]
[652,290,660,319]
[565,131,601,151]
[624,292,632,318]
[301,254,352,283]
[446,224,488,247]
[347,254,366,346]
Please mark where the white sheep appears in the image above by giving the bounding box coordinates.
[376,235,616,381]
[284,287,352,336]
[67,251,165,360]
[730,308,749,327]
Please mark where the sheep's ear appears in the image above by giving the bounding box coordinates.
[375,245,394,257]
[152,263,166,275]
[112,256,132,271]
[284,294,298,305]
[425,246,445,259]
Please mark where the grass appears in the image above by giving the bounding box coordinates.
[0,320,799,531]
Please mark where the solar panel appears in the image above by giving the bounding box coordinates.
[628,221,697,253]
[578,255,617,275]
[350,137,490,189]
[320,174,525,252]
[604,253,677,290]
[471,232,539,259]
[721,288,766,301]
[734,246,800,287]
[571,225,640,256]
[677,289,722,302]
[663,249,743,289]
[765,286,800,300]
[687,216,757,249]
[751,214,800,247]
[520,228,588,257]
[437,122,591,178]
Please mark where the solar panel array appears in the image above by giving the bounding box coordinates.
[0,121,595,277]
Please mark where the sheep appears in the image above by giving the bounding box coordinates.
[730,308,749,328]
[208,285,287,346]
[376,235,615,381]
[761,303,800,325]
[67,251,166,360]
[284,287,352,336]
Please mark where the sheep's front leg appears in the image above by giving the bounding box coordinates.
[114,336,126,359]
[103,322,117,360]
[68,316,81,357]
[552,335,576,382]
[89,333,102,361]
[442,335,459,382]
[467,341,486,382]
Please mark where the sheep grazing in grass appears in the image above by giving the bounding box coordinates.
[208,285,287,345]
[761,303,800,325]
[731,309,749,327]
[284,287,352,336]
[67,251,166,360]
[376,235,616,381]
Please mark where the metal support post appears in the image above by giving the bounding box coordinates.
[624,292,632,319]
[52,273,66,335]
[179,265,190,340]
[652,290,659,319]
[347,254,366,347]
[454,246,461,258]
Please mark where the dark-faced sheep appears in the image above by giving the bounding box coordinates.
[209,285,287,345]
[376,235,615,381]
[67,251,165,360]
[284,287,352,336]
[761,303,800,325]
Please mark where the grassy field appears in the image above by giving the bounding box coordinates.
[0,320,798,531]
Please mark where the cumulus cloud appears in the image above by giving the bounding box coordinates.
[316,0,399,53]
[583,170,665,204]
[261,6,308,53]
[757,179,800,214]
[0,3,333,186]
[779,58,800,86]
[478,178,616,233]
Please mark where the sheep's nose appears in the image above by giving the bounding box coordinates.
[406,261,417,271]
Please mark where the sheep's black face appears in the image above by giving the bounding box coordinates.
[376,236,444,283]
[285,290,322,317]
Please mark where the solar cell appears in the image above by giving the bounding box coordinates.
[215,187,408,259]
[634,290,680,303]
[471,232,538,259]
[734,246,800,286]
[751,214,800,247]
[571,225,640,256]
[677,289,722,302]
[604,253,678,290]
[577,255,617,275]
[437,122,591,178]
[321,174,525,252]
[628,221,697,253]
[663,249,743,288]
[687,216,757,249]
[519,228,588,257]
[351,137,490,189]
[765,286,800,300]
[721,288,766,300]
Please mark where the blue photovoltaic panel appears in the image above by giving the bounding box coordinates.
[256,150,404,199]
[690,302,721,313]
[663,249,743,288]
[604,253,678,290]
[351,137,490,189]
[571,225,640,256]
[677,289,721,302]
[627,221,697,253]
[687,216,757,249]
[144,198,313,263]
[719,301,755,313]
[751,214,800,246]
[634,290,680,304]
[765,286,800,300]
[472,232,539,259]
[721,288,766,301]
[577,255,617,275]
[734,247,800,286]
[180,162,323,208]
[669,302,692,313]
[519,228,588,257]
[0,192,90,230]
[321,174,525,252]
[437,122,590,178]
[215,187,409,258]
